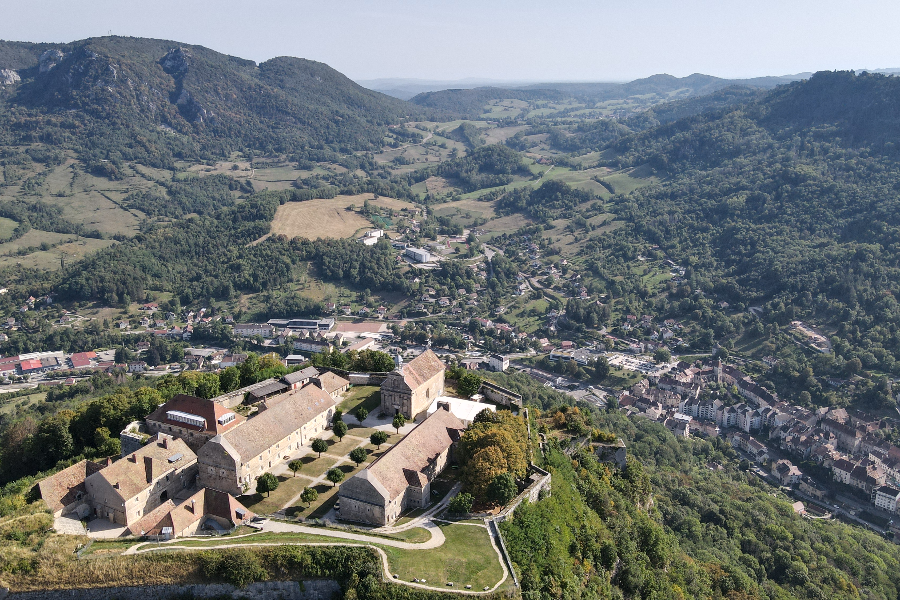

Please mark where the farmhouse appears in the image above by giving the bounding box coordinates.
[84,434,198,526]
[337,404,465,525]
[380,349,446,419]
[197,385,336,496]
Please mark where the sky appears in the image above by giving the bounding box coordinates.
[2,0,899,82]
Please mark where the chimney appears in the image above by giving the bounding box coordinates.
[437,401,451,412]
[128,453,137,463]
[144,456,156,483]
[189,499,196,513]
[162,436,169,449]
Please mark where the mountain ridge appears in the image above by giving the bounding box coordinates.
[0,36,428,165]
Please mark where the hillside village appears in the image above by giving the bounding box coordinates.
[619,357,900,531]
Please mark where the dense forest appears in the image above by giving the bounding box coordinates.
[603,71,900,373]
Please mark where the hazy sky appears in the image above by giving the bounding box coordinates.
[2,0,899,82]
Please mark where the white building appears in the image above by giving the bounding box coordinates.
[359,229,385,246]
[873,485,900,513]
[426,396,495,426]
[488,354,509,372]
[405,247,431,263]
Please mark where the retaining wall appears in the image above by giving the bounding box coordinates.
[4,579,340,600]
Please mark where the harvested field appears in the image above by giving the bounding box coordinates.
[270,194,413,240]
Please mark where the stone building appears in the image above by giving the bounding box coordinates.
[337,404,464,526]
[379,349,446,419]
[197,385,336,496]
[37,458,109,518]
[129,487,255,538]
[314,371,350,400]
[145,394,245,451]
[84,434,198,526]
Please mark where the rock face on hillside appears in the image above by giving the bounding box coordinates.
[39,49,65,73]
[160,47,192,76]
[0,69,19,85]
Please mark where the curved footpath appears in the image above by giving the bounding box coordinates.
[124,533,509,595]
[121,482,512,594]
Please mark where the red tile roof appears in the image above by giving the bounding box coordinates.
[70,352,96,368]
[399,349,445,390]
[147,394,245,435]
[19,359,42,371]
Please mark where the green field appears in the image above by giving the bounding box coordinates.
[337,385,381,414]
[597,163,662,195]
[0,216,18,239]
[381,523,504,589]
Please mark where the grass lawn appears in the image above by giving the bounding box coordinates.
[338,385,381,414]
[136,524,505,591]
[0,391,47,416]
[381,523,503,589]
[328,435,365,457]
[105,524,505,592]
[296,454,341,479]
[602,366,643,390]
[240,474,312,515]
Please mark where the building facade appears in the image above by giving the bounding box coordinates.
[84,434,198,526]
[380,349,446,419]
[197,385,336,496]
[338,405,464,525]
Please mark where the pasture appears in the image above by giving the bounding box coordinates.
[0,216,17,239]
[598,163,662,195]
[269,193,413,240]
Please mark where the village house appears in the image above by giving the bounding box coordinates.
[84,434,198,526]
[337,404,465,526]
[772,459,802,486]
[379,349,446,419]
[197,385,336,496]
[873,485,900,513]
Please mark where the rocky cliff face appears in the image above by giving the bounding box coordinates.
[0,69,20,85]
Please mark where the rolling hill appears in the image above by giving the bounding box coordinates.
[409,72,805,117]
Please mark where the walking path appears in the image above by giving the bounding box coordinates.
[127,538,507,595]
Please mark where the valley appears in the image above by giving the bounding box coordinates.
[1,32,900,600]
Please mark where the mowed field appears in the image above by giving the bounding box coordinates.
[270,193,413,239]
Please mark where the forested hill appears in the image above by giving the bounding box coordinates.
[0,36,427,165]
[601,70,900,381]
[410,72,800,116]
